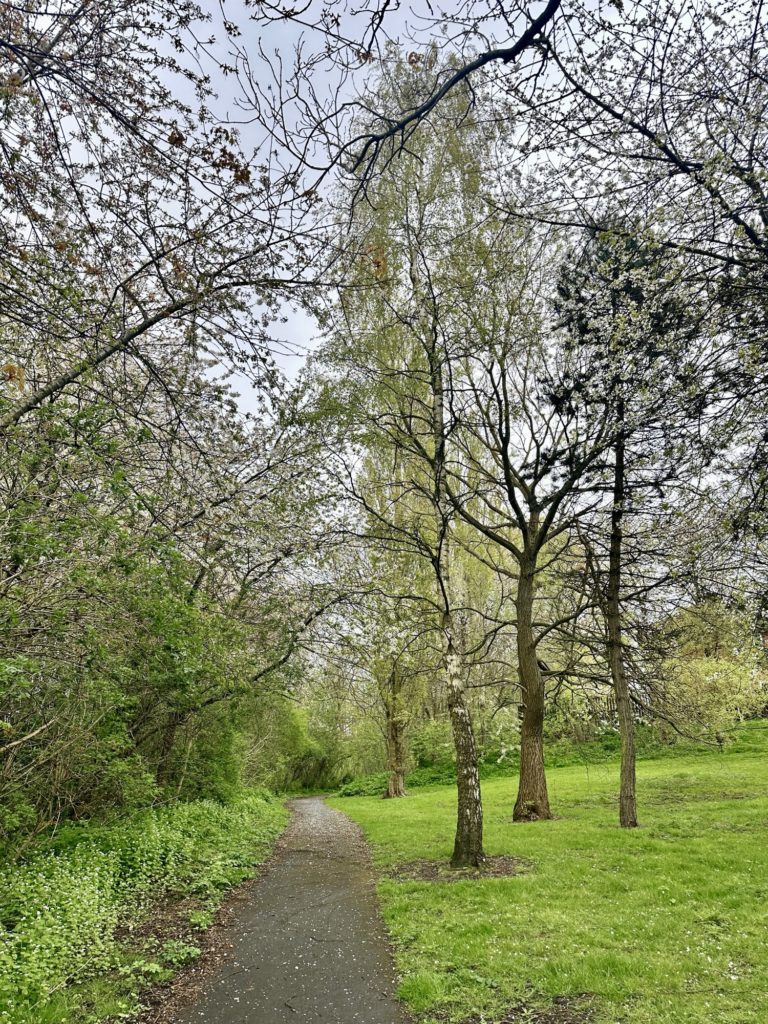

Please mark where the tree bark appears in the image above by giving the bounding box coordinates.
[155,710,183,787]
[425,277,483,865]
[385,740,407,798]
[513,553,551,821]
[384,669,407,798]
[607,408,638,827]
[446,640,485,867]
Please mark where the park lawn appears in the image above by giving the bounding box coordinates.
[328,722,768,1024]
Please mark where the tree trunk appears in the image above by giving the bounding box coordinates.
[446,642,485,867]
[427,316,483,865]
[384,688,407,798]
[155,710,182,787]
[607,410,638,828]
[385,762,406,798]
[514,554,551,821]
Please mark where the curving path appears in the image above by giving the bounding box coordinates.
[177,797,407,1024]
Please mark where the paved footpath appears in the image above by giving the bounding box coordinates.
[177,797,407,1024]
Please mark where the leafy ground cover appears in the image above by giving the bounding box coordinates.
[0,791,287,1024]
[329,721,768,1024]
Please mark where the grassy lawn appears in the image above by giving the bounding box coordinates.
[328,723,768,1024]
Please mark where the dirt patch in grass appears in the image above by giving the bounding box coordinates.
[458,995,594,1023]
[115,893,199,946]
[387,855,529,882]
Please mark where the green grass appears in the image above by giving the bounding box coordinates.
[328,721,768,1024]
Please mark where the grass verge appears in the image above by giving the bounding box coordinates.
[328,721,768,1024]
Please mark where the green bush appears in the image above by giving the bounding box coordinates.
[408,764,462,787]
[337,772,390,797]
[0,792,286,1024]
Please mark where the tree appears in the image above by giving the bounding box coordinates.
[497,1,768,509]
[0,0,316,435]
[0,324,340,846]
[550,222,733,824]
[317,66,492,864]
[442,265,614,820]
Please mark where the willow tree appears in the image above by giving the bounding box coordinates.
[318,61,494,866]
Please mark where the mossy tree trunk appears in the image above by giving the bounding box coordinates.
[384,667,407,798]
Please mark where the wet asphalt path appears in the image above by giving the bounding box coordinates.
[176,797,407,1024]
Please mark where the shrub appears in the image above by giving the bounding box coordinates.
[337,773,389,797]
[410,719,455,768]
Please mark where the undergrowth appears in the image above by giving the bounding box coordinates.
[0,790,287,1024]
[337,724,718,797]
